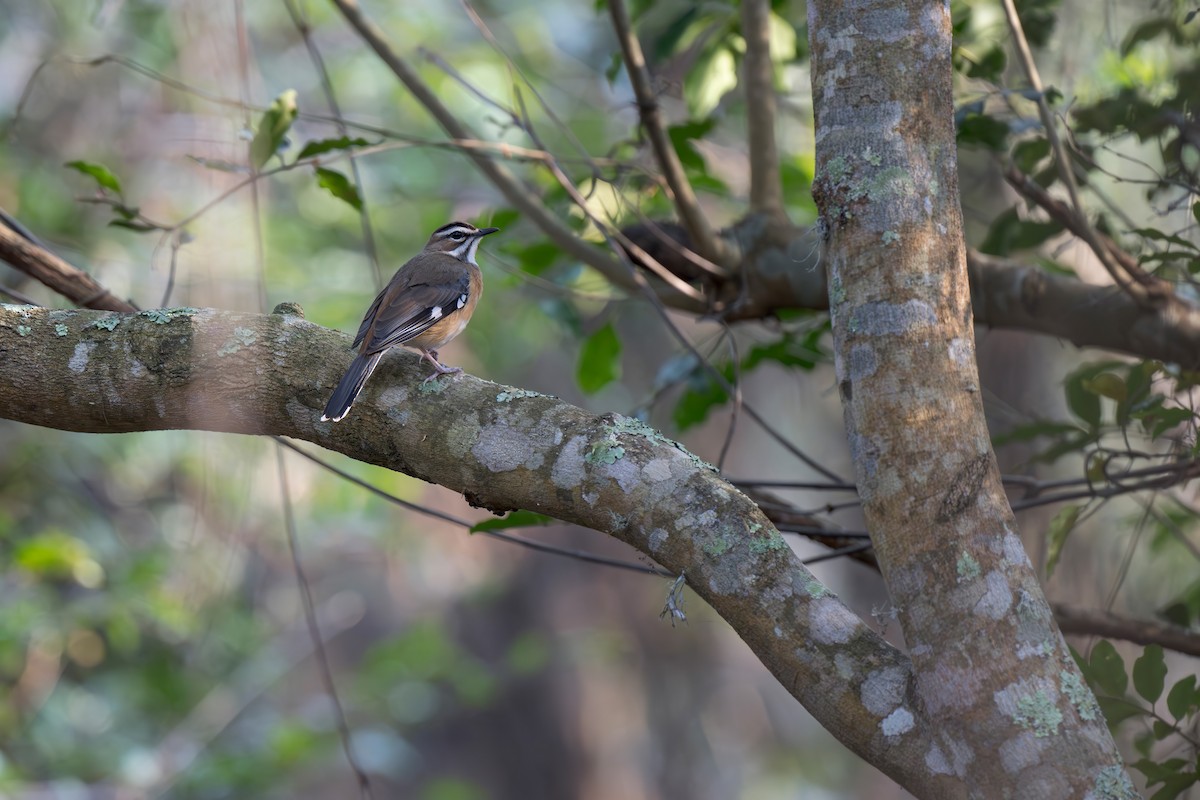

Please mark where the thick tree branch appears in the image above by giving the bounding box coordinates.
[0,302,941,785]
[739,0,784,218]
[606,0,730,267]
[809,0,1129,793]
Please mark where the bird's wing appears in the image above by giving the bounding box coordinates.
[363,262,473,353]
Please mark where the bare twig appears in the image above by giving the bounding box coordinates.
[739,0,784,217]
[999,0,1170,308]
[607,0,730,267]
[327,0,630,285]
[283,0,382,292]
[275,447,373,799]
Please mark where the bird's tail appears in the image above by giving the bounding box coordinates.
[321,353,383,422]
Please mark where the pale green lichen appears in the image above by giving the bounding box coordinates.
[702,536,731,557]
[805,579,829,598]
[140,307,198,324]
[217,326,257,356]
[418,378,449,395]
[882,230,901,245]
[92,315,121,331]
[496,388,548,402]
[585,442,624,465]
[1060,670,1101,721]
[54,323,69,337]
[862,146,882,166]
[956,552,981,582]
[1013,690,1063,737]
[748,529,788,555]
[16,325,31,337]
[1092,765,1137,799]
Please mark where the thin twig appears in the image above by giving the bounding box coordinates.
[327,0,634,286]
[275,438,673,577]
[739,0,784,217]
[999,0,1169,308]
[607,0,729,267]
[274,447,373,799]
[283,0,382,292]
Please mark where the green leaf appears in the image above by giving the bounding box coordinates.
[966,45,1006,81]
[991,419,1084,447]
[1044,504,1081,578]
[1132,645,1167,704]
[1166,674,1197,720]
[685,46,736,118]
[108,219,160,233]
[1141,406,1195,439]
[314,167,363,211]
[673,371,728,431]
[469,510,553,533]
[250,89,298,170]
[511,241,560,276]
[668,119,717,172]
[1148,775,1199,800]
[1083,372,1127,403]
[1012,138,1051,173]
[1130,227,1200,251]
[64,160,123,195]
[1121,18,1180,56]
[1096,695,1143,727]
[980,207,1065,256]
[577,322,622,394]
[956,112,1010,150]
[1089,640,1128,697]
[1065,367,1104,428]
[296,136,372,161]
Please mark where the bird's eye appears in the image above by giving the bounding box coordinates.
[450,231,467,241]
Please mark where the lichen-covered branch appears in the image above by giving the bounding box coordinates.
[0,301,946,787]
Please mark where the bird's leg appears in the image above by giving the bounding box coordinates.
[420,349,462,383]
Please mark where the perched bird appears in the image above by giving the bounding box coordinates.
[321,221,499,422]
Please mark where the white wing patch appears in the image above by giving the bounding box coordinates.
[430,306,443,319]
[456,294,467,309]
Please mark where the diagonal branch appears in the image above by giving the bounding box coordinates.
[0,221,137,312]
[327,0,627,284]
[0,301,940,789]
[999,0,1171,309]
[739,0,784,218]
[606,0,731,267]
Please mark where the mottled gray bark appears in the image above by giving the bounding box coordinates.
[808,1,1134,797]
[1,301,950,791]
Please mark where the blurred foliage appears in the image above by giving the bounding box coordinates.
[0,0,1198,797]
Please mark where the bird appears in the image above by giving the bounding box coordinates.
[321,221,499,422]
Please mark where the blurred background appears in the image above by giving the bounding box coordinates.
[0,0,1197,797]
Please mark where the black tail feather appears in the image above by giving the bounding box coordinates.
[321,353,382,422]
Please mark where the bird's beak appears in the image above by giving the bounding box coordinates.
[477,227,500,236]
